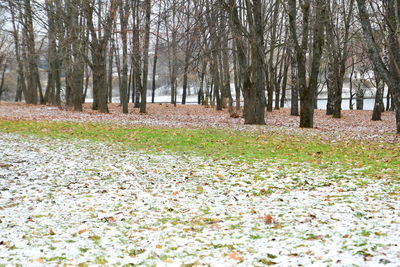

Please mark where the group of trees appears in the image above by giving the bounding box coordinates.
[0,0,399,133]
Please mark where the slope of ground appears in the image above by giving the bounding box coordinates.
[0,103,399,266]
[1,133,399,266]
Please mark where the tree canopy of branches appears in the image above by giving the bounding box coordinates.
[1,0,400,133]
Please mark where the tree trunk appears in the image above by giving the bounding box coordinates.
[23,0,39,104]
[92,51,109,113]
[151,8,161,104]
[119,0,130,114]
[140,0,151,113]
[372,75,384,121]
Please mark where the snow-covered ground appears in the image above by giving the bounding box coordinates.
[0,133,399,266]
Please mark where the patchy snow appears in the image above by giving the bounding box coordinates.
[0,133,399,266]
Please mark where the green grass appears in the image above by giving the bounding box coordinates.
[0,120,399,179]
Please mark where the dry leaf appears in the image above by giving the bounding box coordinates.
[211,224,221,230]
[89,235,101,240]
[263,215,275,224]
[31,258,44,263]
[228,251,244,261]
[103,216,116,223]
[156,244,162,249]
[273,223,282,229]
[0,241,10,247]
[78,229,89,234]
[49,228,56,235]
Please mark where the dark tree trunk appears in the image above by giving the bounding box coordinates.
[290,49,299,116]
[23,0,39,104]
[372,75,384,121]
[356,84,364,110]
[140,0,151,113]
[0,61,7,100]
[151,9,161,104]
[92,52,109,113]
[119,0,130,114]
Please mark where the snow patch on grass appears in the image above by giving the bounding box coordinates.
[0,133,399,266]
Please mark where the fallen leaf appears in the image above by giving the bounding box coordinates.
[228,251,244,261]
[0,241,10,247]
[89,235,101,241]
[273,223,282,229]
[49,228,56,235]
[102,216,116,223]
[31,258,44,263]
[211,224,221,230]
[263,215,276,225]
[78,229,89,234]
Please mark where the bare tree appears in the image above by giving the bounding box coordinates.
[84,0,118,113]
[288,0,326,128]
[357,0,400,133]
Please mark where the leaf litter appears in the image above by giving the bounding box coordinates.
[0,133,399,266]
[1,102,399,143]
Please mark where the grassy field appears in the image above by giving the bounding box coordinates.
[1,119,400,265]
[0,119,399,180]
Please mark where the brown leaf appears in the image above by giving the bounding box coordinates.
[102,216,116,223]
[273,223,282,229]
[228,251,244,261]
[211,223,221,230]
[0,241,10,247]
[263,215,276,225]
[78,229,89,234]
[49,228,56,235]
[31,258,44,263]
[89,235,101,240]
